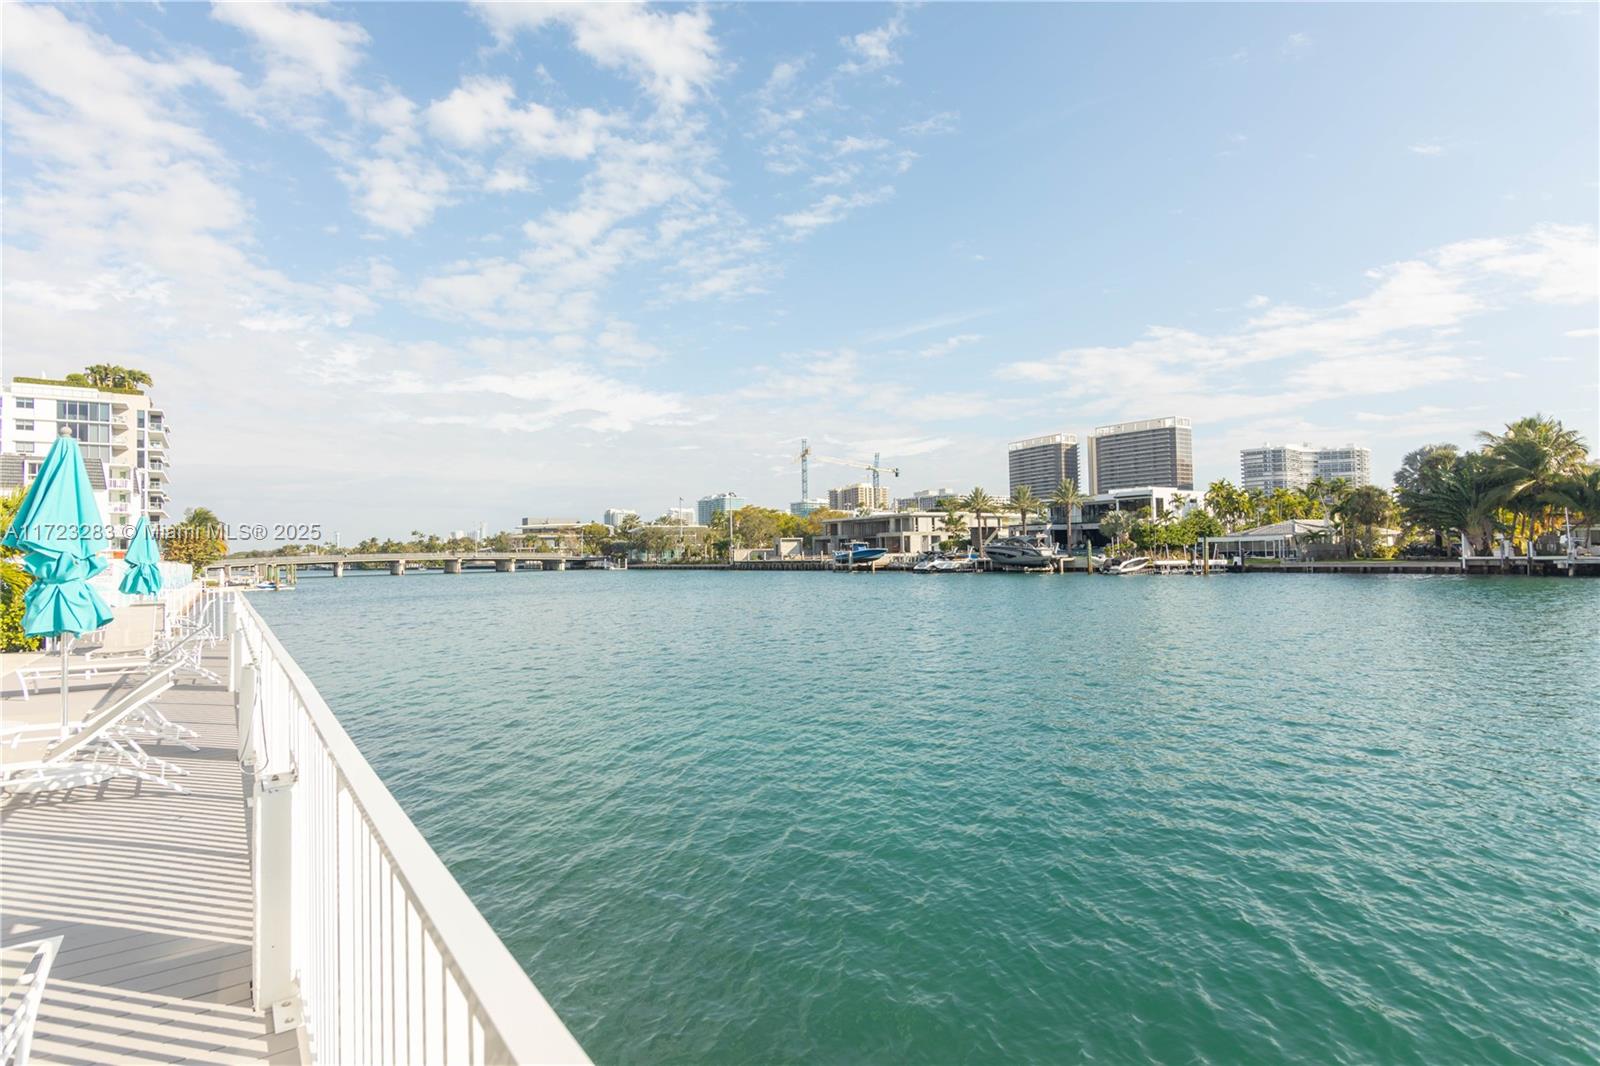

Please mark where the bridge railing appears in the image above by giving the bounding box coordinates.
[222,589,588,1065]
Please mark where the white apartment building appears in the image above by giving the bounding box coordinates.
[896,487,961,511]
[603,508,639,527]
[0,377,172,535]
[828,483,890,512]
[1240,443,1373,491]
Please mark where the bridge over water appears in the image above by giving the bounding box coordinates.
[215,551,608,579]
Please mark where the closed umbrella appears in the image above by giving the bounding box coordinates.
[0,426,115,734]
[119,514,163,596]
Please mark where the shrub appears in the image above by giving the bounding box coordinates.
[0,562,41,653]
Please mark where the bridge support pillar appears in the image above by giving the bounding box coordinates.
[444,558,462,574]
[496,559,514,573]
[389,560,405,576]
[555,559,566,571]
[332,561,344,578]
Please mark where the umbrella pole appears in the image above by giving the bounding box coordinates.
[60,636,72,736]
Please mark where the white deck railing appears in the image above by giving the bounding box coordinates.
[221,590,588,1065]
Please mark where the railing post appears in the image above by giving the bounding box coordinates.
[237,663,258,767]
[253,766,302,1032]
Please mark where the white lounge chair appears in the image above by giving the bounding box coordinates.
[0,935,62,1066]
[0,665,187,796]
[13,653,156,701]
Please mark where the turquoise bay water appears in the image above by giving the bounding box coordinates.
[252,571,1599,1064]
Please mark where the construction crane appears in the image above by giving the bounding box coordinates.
[797,439,900,499]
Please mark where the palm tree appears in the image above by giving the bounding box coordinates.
[940,502,966,547]
[1050,478,1088,552]
[1009,485,1042,536]
[1480,415,1589,563]
[1332,486,1393,557]
[960,487,1000,558]
[1098,509,1132,552]
[1398,450,1502,557]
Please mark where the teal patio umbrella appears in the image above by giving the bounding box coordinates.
[1,426,115,733]
[119,514,163,596]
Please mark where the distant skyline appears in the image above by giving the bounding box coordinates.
[3,3,1596,539]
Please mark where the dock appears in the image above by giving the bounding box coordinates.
[1,592,588,1065]
[1,643,299,1064]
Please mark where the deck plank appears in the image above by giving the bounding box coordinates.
[1,645,301,1064]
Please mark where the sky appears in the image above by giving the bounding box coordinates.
[2,2,1597,541]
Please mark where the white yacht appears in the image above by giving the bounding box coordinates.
[1106,556,1151,575]
[983,536,1058,570]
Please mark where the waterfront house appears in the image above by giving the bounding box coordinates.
[1204,518,1337,560]
[1050,486,1196,548]
[818,510,1003,557]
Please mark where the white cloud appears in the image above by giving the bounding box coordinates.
[1409,142,1445,156]
[780,186,894,236]
[1564,326,1599,338]
[902,111,958,137]
[834,134,890,156]
[473,2,719,108]
[210,1,369,102]
[424,76,609,158]
[429,366,686,433]
[917,334,982,359]
[343,155,450,235]
[997,226,1598,440]
[841,9,908,74]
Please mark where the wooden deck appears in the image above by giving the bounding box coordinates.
[1,647,301,1064]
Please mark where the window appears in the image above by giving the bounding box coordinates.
[14,420,33,432]
[15,398,34,410]
[15,442,34,454]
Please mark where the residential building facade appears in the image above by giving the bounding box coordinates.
[603,508,638,527]
[1008,433,1080,499]
[0,377,172,534]
[1086,417,1193,493]
[1048,486,1197,549]
[896,487,960,512]
[519,517,583,550]
[696,493,746,525]
[1310,445,1372,487]
[828,483,890,512]
[789,499,828,517]
[1240,443,1373,491]
[818,510,1004,557]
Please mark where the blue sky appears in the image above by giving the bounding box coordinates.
[3,2,1596,539]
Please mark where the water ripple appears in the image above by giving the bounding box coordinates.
[254,572,1600,1064]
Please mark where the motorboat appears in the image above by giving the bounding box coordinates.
[928,551,977,573]
[984,536,1058,570]
[1105,556,1151,575]
[834,542,888,566]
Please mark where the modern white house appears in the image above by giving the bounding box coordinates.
[1047,486,1198,548]
[0,376,172,536]
[817,510,1005,556]
[519,517,583,549]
